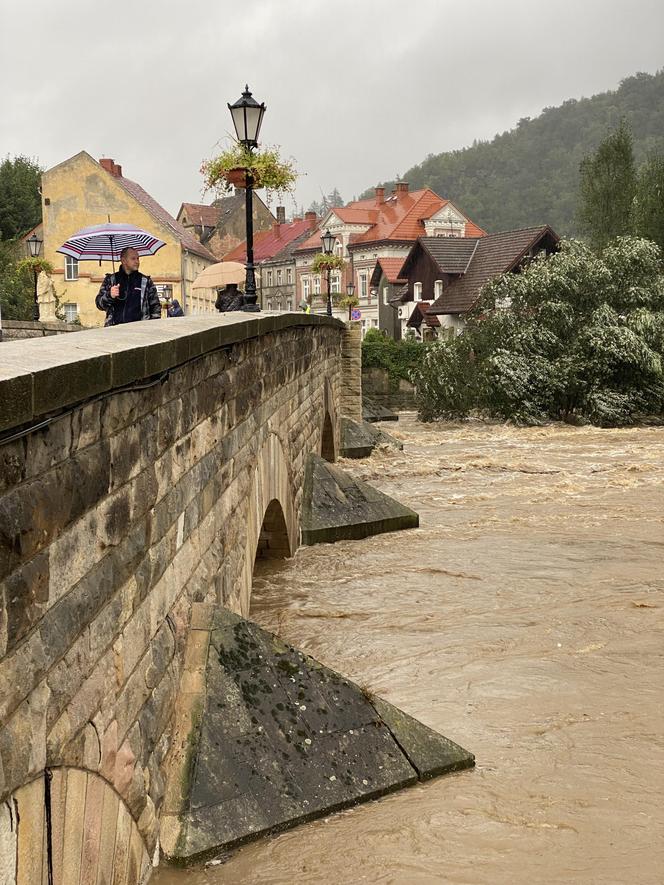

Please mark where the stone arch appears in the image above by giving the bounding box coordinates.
[320,376,338,462]
[235,432,297,616]
[1,768,151,885]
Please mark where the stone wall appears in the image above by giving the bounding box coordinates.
[0,319,82,342]
[0,313,346,881]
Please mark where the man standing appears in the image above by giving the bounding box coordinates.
[95,247,161,325]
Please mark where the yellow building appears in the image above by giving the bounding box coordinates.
[39,152,217,327]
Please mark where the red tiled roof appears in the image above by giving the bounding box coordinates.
[180,202,220,228]
[373,257,407,284]
[222,219,315,263]
[295,188,484,252]
[117,176,216,261]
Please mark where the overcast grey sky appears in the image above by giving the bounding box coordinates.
[2,0,662,218]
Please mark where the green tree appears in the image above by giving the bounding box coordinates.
[0,155,42,240]
[578,120,637,248]
[632,152,664,249]
[411,237,664,427]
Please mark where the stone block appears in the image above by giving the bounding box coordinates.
[3,550,49,654]
[15,776,44,885]
[0,371,32,435]
[61,768,86,885]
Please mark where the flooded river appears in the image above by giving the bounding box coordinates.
[154,416,664,885]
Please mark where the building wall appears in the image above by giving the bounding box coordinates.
[205,196,274,260]
[0,313,347,881]
[40,152,187,328]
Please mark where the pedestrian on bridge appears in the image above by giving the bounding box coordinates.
[95,247,161,326]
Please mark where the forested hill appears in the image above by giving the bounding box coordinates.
[362,70,664,235]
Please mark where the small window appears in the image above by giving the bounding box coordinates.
[313,275,321,295]
[287,298,292,311]
[63,302,78,322]
[287,268,293,284]
[383,287,389,305]
[359,273,368,299]
[277,269,283,285]
[266,270,273,286]
[372,318,378,328]
[64,256,79,281]
[330,273,341,294]
[434,280,443,298]
[303,277,310,298]
[414,282,423,302]
[267,299,273,311]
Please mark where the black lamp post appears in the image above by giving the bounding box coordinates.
[27,232,43,321]
[346,281,355,321]
[321,229,335,317]
[228,85,266,312]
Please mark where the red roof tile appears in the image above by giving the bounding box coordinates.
[179,202,220,228]
[222,219,315,263]
[373,258,407,284]
[295,188,484,252]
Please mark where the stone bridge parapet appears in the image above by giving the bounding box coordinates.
[0,313,357,882]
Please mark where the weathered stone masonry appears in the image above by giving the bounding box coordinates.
[0,313,350,882]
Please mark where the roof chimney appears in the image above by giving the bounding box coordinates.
[99,158,122,178]
[276,206,286,224]
[395,181,409,198]
[304,211,317,229]
[375,186,385,205]
[272,220,281,235]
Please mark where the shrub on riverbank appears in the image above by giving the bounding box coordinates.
[362,329,427,390]
[411,237,664,426]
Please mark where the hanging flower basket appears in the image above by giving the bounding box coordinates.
[201,142,297,198]
[224,167,262,189]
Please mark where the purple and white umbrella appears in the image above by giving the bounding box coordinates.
[57,222,166,270]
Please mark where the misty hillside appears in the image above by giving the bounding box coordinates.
[362,70,664,235]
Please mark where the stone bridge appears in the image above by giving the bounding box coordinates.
[0,313,361,883]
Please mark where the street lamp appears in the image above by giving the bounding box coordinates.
[27,232,43,321]
[321,229,335,317]
[346,281,355,321]
[228,85,267,312]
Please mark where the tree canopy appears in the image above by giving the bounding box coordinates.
[0,155,42,240]
[411,237,664,426]
[360,70,664,236]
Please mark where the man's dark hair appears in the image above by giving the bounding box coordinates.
[120,247,137,260]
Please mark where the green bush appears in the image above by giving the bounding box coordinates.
[362,332,427,390]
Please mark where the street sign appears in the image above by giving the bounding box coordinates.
[351,308,361,320]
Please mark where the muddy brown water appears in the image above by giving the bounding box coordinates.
[154,416,664,885]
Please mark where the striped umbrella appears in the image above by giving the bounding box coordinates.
[57,222,166,270]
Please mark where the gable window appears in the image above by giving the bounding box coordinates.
[414,282,423,302]
[64,256,79,281]
[266,270,273,286]
[383,287,390,306]
[434,280,443,298]
[63,302,78,323]
[287,268,293,284]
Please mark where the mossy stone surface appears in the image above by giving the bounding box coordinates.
[169,607,473,863]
